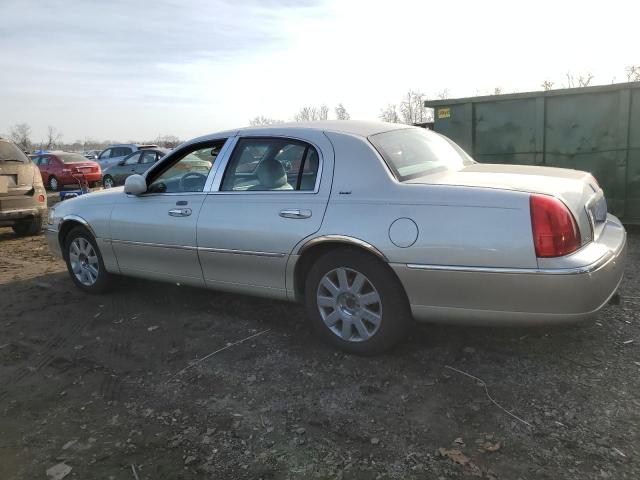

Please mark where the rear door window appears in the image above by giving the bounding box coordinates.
[221,138,320,192]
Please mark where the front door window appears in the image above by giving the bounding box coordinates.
[147,141,224,194]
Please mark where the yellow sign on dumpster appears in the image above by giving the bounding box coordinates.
[437,107,451,119]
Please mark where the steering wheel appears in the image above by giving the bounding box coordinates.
[179,172,208,191]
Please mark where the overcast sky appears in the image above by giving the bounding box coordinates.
[1,0,638,143]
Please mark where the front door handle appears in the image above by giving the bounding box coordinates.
[279,208,312,219]
[168,208,192,217]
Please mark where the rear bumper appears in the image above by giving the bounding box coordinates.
[0,206,47,227]
[392,215,627,326]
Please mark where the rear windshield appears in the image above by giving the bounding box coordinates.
[58,153,89,163]
[0,140,29,163]
[368,128,474,181]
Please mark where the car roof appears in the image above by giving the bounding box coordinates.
[102,144,158,149]
[188,120,413,145]
[124,148,167,156]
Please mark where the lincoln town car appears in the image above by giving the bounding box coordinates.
[45,121,626,355]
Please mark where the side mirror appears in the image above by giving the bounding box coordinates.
[118,160,125,166]
[124,174,147,195]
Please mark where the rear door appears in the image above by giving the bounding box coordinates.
[196,132,333,297]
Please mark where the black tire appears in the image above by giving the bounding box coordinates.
[48,175,60,191]
[63,226,111,293]
[12,215,43,236]
[102,175,114,189]
[305,248,413,355]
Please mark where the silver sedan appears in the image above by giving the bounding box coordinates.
[45,121,627,355]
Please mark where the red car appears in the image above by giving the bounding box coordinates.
[32,151,102,191]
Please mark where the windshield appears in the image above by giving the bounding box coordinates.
[58,153,90,163]
[369,128,474,181]
[0,140,29,163]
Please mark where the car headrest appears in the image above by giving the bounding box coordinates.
[255,159,288,189]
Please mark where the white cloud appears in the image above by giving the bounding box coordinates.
[1,0,638,141]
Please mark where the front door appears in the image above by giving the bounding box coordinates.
[115,152,142,184]
[196,133,333,298]
[109,140,228,286]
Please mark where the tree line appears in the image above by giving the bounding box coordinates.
[5,65,639,153]
[1,125,182,154]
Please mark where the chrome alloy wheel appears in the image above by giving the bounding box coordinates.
[103,176,114,188]
[316,267,382,342]
[69,237,99,286]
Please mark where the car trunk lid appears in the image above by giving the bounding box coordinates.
[407,163,605,243]
[64,162,100,173]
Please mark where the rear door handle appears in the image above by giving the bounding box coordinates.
[168,208,192,217]
[279,208,311,219]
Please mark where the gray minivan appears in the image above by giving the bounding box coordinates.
[0,138,47,235]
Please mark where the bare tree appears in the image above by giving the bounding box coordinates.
[399,90,431,125]
[379,104,401,123]
[43,125,63,150]
[565,72,593,88]
[318,105,329,121]
[154,134,181,148]
[334,103,350,120]
[293,105,329,122]
[436,89,450,100]
[249,116,284,126]
[493,87,503,95]
[626,65,640,82]
[541,80,554,91]
[9,123,32,151]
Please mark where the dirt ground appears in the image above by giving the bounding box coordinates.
[0,210,639,479]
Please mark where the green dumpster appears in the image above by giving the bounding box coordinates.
[425,81,640,223]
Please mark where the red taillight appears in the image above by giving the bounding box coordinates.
[529,194,581,258]
[38,194,45,203]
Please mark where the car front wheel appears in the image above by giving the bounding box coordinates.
[305,248,413,355]
[103,175,114,188]
[64,226,111,293]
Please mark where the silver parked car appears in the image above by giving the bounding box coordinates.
[45,121,626,355]
[96,144,159,170]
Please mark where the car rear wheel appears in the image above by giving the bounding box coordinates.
[12,215,43,237]
[64,226,111,293]
[48,175,59,191]
[103,175,114,188]
[305,248,413,355]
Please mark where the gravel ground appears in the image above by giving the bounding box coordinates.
[0,220,638,480]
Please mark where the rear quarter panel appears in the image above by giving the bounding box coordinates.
[318,132,537,269]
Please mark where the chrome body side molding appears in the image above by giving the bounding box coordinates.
[108,239,285,258]
[297,235,387,261]
[59,214,97,238]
